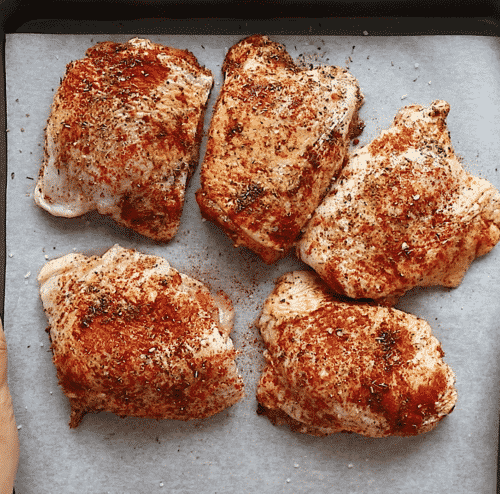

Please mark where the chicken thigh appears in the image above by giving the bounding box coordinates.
[38,245,244,428]
[256,271,457,437]
[297,100,500,303]
[196,34,364,263]
[35,37,213,241]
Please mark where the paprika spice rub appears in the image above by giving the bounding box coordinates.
[38,245,244,428]
[256,271,457,437]
[35,38,213,241]
[196,34,364,264]
[297,100,500,304]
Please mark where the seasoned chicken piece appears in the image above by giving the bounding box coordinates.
[256,271,457,437]
[297,100,500,303]
[34,38,213,241]
[38,245,244,428]
[196,34,364,264]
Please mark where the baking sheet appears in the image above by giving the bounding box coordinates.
[4,31,500,494]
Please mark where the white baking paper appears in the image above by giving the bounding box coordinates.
[4,31,500,494]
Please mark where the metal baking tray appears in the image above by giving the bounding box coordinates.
[2,3,500,493]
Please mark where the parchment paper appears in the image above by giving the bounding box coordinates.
[4,32,500,494]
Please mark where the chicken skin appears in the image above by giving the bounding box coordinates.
[297,100,500,303]
[38,245,244,428]
[196,34,364,264]
[256,271,457,437]
[35,38,213,241]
